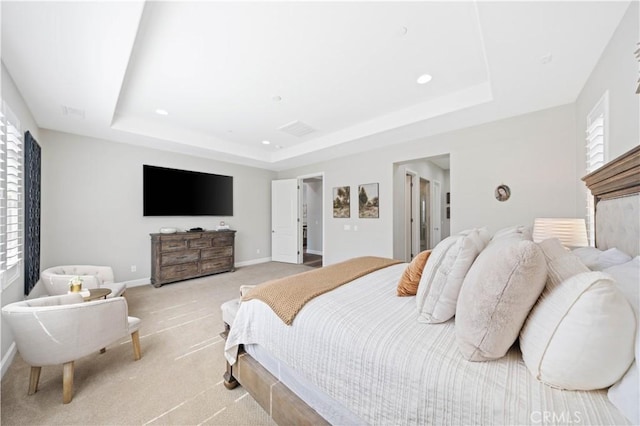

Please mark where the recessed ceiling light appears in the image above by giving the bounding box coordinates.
[272,95,282,102]
[155,109,169,115]
[417,74,432,85]
[262,140,271,145]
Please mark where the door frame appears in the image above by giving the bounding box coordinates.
[431,180,442,247]
[404,169,419,261]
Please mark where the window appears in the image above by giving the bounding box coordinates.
[0,100,23,289]
[585,91,609,246]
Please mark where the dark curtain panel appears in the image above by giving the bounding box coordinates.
[24,131,41,295]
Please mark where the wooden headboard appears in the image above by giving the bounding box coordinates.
[582,145,640,256]
[582,145,640,200]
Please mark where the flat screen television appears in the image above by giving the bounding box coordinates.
[143,165,233,216]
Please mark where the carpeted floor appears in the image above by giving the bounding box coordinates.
[1,261,313,426]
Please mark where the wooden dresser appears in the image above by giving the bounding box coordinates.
[150,230,236,287]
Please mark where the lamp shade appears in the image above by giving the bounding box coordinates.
[532,218,589,248]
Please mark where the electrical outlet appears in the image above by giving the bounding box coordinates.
[256,248,261,254]
[131,265,137,272]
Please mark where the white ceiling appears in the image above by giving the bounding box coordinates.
[1,1,630,171]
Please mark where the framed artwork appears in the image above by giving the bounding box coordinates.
[333,186,350,218]
[446,192,450,204]
[446,207,450,219]
[358,183,379,218]
[495,184,511,202]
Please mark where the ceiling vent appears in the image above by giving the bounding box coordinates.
[61,105,85,119]
[278,120,316,137]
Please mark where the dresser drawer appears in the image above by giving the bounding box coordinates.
[160,239,188,251]
[201,246,233,259]
[160,263,199,281]
[189,238,212,249]
[211,234,234,247]
[161,250,199,266]
[201,257,233,273]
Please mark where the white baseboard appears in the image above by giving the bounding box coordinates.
[122,278,152,288]
[306,249,323,256]
[235,257,271,267]
[1,342,17,379]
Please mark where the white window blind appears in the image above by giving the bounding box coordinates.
[585,91,608,246]
[0,100,23,286]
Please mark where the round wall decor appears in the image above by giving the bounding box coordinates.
[495,184,511,202]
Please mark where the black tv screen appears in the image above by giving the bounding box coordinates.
[143,165,233,216]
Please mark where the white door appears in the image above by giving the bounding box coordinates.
[431,181,442,247]
[272,179,300,263]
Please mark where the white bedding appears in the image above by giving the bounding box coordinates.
[225,263,629,425]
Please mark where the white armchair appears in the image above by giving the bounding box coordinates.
[40,265,126,297]
[1,293,141,404]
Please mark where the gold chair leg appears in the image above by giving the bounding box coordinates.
[62,361,74,404]
[131,330,142,361]
[28,366,41,395]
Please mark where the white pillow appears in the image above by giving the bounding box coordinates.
[455,238,547,361]
[416,229,487,324]
[572,246,632,271]
[492,225,533,241]
[605,257,640,424]
[520,240,636,390]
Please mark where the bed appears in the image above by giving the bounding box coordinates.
[223,145,640,425]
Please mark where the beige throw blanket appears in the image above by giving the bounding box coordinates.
[242,256,402,325]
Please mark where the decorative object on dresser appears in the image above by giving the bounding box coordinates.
[150,230,236,287]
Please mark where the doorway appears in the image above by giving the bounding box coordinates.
[420,178,430,252]
[405,171,418,261]
[393,155,450,260]
[301,175,324,267]
[271,175,324,266]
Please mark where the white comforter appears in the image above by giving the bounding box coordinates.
[225,263,628,425]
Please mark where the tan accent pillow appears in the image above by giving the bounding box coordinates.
[455,239,547,361]
[397,250,431,296]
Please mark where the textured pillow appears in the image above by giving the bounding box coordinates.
[397,250,431,296]
[572,246,632,270]
[492,225,533,242]
[455,239,547,361]
[416,230,487,323]
[520,240,636,390]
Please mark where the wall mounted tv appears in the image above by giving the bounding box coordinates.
[143,165,233,216]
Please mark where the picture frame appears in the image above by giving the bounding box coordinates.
[358,183,379,218]
[495,184,511,202]
[333,186,350,218]
[446,192,450,205]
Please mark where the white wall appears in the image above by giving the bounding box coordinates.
[1,63,41,371]
[279,104,578,265]
[575,1,640,214]
[38,130,276,287]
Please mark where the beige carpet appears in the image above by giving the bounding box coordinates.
[1,262,313,426]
